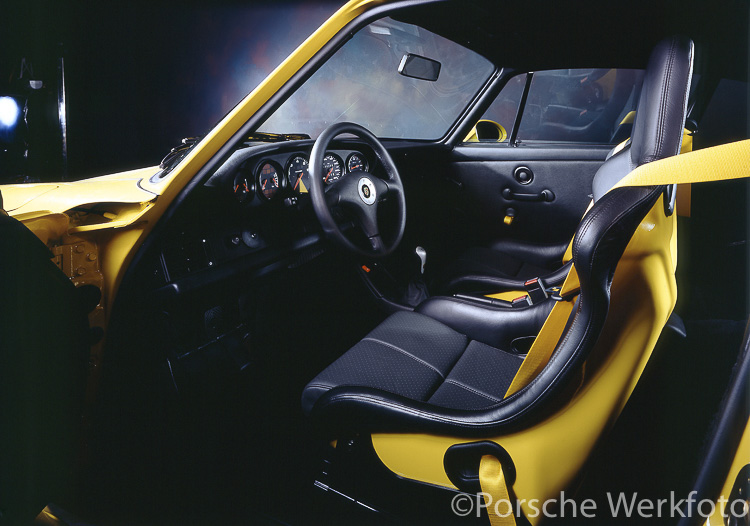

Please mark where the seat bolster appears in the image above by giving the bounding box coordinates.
[415,295,554,349]
[486,238,570,269]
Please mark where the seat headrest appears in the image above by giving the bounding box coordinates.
[592,36,693,201]
[630,35,694,165]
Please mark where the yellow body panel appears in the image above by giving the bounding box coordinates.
[485,290,528,302]
[1,166,159,214]
[372,194,678,524]
[1,183,60,212]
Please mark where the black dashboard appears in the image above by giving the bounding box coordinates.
[144,140,380,300]
[131,139,395,368]
[206,141,373,208]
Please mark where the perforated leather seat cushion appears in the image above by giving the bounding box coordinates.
[301,311,524,414]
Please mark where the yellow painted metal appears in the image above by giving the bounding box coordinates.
[0,167,158,214]
[464,119,508,143]
[372,193,678,524]
[0,183,59,212]
[619,110,636,125]
[15,213,69,245]
[486,290,528,302]
[34,506,67,526]
[704,418,750,526]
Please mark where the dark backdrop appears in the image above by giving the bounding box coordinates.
[1,0,340,181]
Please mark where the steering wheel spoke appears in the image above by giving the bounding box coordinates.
[324,184,341,208]
[308,122,406,257]
[380,179,403,202]
[351,199,380,238]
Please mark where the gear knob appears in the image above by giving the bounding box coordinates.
[415,246,427,274]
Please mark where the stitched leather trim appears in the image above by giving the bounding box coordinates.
[363,337,447,378]
[443,379,502,403]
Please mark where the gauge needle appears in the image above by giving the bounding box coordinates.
[325,168,333,182]
[294,174,301,190]
[262,180,267,190]
[234,184,239,192]
[244,183,249,192]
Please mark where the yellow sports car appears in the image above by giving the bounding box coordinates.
[1,1,748,525]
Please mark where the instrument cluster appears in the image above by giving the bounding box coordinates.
[231,150,369,204]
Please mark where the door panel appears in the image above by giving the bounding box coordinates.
[445,144,610,249]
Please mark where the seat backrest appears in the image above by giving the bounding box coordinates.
[592,36,694,201]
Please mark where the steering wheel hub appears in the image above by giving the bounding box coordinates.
[358,177,377,205]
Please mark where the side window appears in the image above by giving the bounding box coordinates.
[464,74,525,142]
[468,68,644,145]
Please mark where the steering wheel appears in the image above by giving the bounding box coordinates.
[309,122,406,257]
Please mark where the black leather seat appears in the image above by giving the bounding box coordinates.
[439,36,693,295]
[302,36,693,431]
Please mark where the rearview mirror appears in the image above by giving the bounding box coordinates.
[398,53,441,82]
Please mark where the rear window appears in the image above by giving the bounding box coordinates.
[472,68,645,145]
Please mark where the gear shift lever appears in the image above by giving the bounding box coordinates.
[402,246,429,307]
[415,246,427,275]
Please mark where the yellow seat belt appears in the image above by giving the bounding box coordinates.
[479,454,517,526]
[612,138,750,189]
[480,139,750,525]
[504,266,580,397]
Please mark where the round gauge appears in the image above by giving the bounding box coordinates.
[232,172,254,204]
[257,161,281,200]
[322,154,343,184]
[346,153,368,173]
[287,155,310,194]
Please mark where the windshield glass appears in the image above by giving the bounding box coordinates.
[258,17,494,140]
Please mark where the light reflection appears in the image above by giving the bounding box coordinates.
[0,97,21,128]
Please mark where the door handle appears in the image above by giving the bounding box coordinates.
[502,187,555,202]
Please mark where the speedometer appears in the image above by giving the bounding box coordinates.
[322,154,343,184]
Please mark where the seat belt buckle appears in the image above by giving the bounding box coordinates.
[548,286,578,302]
[524,277,549,304]
[511,295,531,307]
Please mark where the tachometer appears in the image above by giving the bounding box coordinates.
[257,161,281,200]
[346,153,368,173]
[322,154,343,184]
[287,155,310,194]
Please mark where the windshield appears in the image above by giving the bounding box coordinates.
[258,17,494,140]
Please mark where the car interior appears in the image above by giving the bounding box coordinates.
[1,1,748,525]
